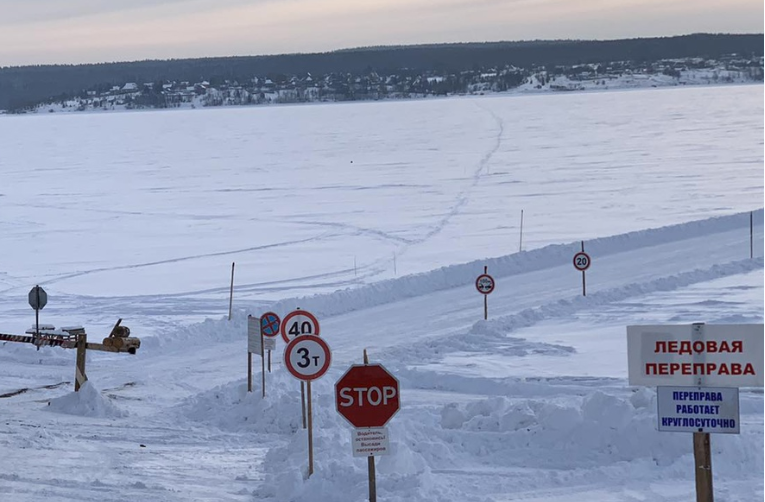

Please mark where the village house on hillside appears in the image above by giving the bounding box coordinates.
[14,54,764,114]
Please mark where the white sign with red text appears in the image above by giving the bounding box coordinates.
[627,324,764,387]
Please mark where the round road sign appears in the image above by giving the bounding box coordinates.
[475,274,495,295]
[573,252,591,272]
[260,312,281,338]
[28,286,48,311]
[280,310,320,343]
[335,364,400,428]
[284,336,332,381]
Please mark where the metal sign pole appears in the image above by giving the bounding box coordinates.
[483,266,488,320]
[35,286,41,346]
[363,349,377,502]
[581,241,586,297]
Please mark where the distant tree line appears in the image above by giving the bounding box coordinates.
[0,33,762,111]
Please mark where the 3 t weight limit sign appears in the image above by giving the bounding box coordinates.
[284,336,331,381]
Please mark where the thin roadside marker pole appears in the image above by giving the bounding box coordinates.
[483,265,488,320]
[363,349,377,502]
[228,262,235,320]
[581,241,586,297]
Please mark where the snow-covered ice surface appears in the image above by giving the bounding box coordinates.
[0,84,762,501]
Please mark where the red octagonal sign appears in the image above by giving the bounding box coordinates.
[335,364,400,428]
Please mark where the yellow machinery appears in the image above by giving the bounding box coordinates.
[101,318,141,354]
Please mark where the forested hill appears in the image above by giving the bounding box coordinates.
[1,33,762,111]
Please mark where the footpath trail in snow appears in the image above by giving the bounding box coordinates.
[0,211,762,502]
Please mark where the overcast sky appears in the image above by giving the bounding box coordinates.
[1,0,762,67]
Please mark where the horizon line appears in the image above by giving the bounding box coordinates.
[2,31,762,70]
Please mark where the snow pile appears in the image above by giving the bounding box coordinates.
[0,342,73,366]
[240,382,763,501]
[383,329,574,369]
[47,381,127,418]
[472,257,764,337]
[176,371,305,435]
[268,210,761,319]
[251,407,449,502]
[138,210,762,353]
[436,390,763,472]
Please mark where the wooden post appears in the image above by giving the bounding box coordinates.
[247,352,252,392]
[519,209,524,252]
[483,266,488,320]
[693,432,714,502]
[261,330,266,398]
[228,262,235,321]
[75,333,88,392]
[581,241,586,297]
[307,380,314,477]
[301,381,307,429]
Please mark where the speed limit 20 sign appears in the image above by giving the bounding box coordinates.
[281,309,320,343]
[573,251,591,271]
[284,336,332,381]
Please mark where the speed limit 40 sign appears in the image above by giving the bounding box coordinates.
[284,336,332,381]
[281,309,321,343]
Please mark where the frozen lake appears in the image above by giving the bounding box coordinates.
[0,84,762,502]
[0,85,762,333]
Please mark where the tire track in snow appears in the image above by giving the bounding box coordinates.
[31,232,339,288]
[417,104,505,242]
[305,105,505,279]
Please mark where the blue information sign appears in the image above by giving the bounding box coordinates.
[657,386,740,434]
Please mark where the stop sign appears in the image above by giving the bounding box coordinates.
[335,364,400,428]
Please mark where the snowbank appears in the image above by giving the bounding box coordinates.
[47,381,127,418]
[189,373,762,501]
[145,210,762,354]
